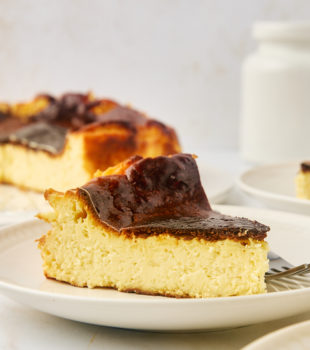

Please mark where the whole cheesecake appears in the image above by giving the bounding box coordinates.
[37,154,269,298]
[0,92,180,192]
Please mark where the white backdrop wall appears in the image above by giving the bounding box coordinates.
[0,0,309,153]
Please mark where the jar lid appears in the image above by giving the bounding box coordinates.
[253,21,310,41]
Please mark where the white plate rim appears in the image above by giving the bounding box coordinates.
[242,319,310,350]
[0,210,37,228]
[237,161,310,206]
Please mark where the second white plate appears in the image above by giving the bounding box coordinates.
[238,162,310,215]
[242,320,310,350]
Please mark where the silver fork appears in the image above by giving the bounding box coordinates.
[265,251,310,281]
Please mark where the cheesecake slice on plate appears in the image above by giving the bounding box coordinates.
[38,154,269,298]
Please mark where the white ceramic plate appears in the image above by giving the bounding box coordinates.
[237,162,310,215]
[242,320,310,350]
[0,205,310,331]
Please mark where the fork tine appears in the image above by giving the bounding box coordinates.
[299,266,310,275]
[265,264,310,281]
[289,264,310,276]
[271,268,281,272]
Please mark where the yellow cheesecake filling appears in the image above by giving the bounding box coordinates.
[38,191,269,298]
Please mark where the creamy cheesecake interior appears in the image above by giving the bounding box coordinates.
[38,154,270,298]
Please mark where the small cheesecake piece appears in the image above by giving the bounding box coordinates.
[296,162,310,200]
[38,154,270,298]
[0,92,180,192]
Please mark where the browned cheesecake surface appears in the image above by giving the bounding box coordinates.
[301,162,310,173]
[77,154,269,240]
[0,93,178,155]
[0,92,181,192]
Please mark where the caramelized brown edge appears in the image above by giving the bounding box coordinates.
[74,189,267,242]
[301,162,310,173]
[0,137,69,158]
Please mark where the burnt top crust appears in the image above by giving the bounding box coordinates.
[0,93,168,154]
[123,215,268,241]
[1,122,68,153]
[78,154,270,241]
[301,162,310,172]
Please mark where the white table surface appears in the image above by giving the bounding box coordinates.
[1,150,309,350]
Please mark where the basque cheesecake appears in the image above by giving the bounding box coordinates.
[38,154,270,298]
[296,162,310,200]
[0,92,180,192]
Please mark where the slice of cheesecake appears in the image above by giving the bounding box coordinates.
[296,162,310,200]
[38,154,269,298]
[0,92,180,192]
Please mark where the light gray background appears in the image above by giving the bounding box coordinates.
[0,0,310,152]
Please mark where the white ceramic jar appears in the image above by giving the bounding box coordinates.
[241,22,310,163]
